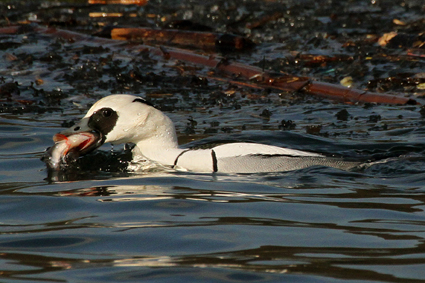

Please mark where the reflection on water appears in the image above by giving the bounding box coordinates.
[1,121,425,282]
[1,165,425,282]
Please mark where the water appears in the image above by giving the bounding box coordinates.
[2,0,425,281]
[2,116,425,282]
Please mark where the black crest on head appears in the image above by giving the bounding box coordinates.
[88,107,118,136]
[133,97,155,108]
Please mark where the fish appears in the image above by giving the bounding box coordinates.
[43,132,101,170]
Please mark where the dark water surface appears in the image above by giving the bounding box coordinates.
[2,117,425,282]
[2,0,425,282]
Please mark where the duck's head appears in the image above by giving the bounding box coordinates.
[57,94,177,156]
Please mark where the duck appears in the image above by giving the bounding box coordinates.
[54,94,360,173]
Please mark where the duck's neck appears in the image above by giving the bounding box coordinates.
[133,113,184,166]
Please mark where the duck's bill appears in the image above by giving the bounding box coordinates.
[43,131,103,170]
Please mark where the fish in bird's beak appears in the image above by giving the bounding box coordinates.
[42,130,104,170]
[42,94,145,170]
[42,115,108,170]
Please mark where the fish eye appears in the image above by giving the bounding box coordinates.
[74,126,80,131]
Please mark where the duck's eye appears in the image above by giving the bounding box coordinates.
[102,108,112,117]
[88,107,118,136]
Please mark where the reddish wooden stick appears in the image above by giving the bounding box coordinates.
[156,46,418,105]
[88,0,147,5]
[0,26,418,105]
[111,27,254,51]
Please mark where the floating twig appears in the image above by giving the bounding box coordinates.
[110,27,255,52]
[88,0,147,5]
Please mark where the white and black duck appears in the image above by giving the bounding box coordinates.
[46,94,360,173]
